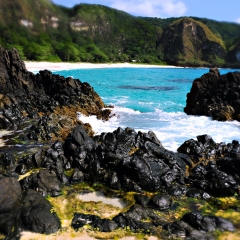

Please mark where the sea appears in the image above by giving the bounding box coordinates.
[52,67,240,152]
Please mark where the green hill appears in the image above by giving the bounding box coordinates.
[158,18,226,66]
[0,0,240,67]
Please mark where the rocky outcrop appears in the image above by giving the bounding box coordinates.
[184,68,240,121]
[0,45,111,140]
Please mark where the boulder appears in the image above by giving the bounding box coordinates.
[20,189,61,234]
[0,179,61,238]
[149,194,172,211]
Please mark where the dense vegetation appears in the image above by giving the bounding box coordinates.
[1,0,240,66]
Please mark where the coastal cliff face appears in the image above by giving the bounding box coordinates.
[0,45,111,139]
[184,67,240,121]
[159,18,226,66]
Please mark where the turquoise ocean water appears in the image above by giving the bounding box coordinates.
[53,67,240,151]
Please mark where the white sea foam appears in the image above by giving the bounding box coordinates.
[78,107,240,152]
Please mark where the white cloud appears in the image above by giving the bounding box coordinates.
[236,18,240,24]
[110,0,187,18]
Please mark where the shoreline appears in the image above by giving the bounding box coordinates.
[24,61,184,72]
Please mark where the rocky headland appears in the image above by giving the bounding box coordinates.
[184,67,240,121]
[0,47,240,239]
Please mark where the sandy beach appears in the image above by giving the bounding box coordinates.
[24,61,181,72]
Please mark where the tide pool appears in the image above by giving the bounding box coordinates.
[54,67,240,151]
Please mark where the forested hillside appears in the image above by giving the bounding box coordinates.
[1,0,240,67]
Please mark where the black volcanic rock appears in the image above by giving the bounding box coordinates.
[165,211,235,239]
[63,125,189,192]
[0,182,60,238]
[0,45,110,140]
[20,189,61,234]
[184,68,240,121]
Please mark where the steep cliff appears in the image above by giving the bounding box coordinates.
[158,18,226,66]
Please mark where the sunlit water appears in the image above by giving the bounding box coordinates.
[52,67,240,152]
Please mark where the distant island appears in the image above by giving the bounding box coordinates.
[1,0,240,67]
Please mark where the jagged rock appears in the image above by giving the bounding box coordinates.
[178,134,229,162]
[0,45,110,140]
[63,126,190,192]
[164,220,214,240]
[184,68,240,121]
[207,103,235,121]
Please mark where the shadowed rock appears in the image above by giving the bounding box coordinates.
[184,68,240,121]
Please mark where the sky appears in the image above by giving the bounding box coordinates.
[52,0,240,23]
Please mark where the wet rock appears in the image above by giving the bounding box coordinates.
[149,194,172,210]
[184,68,240,121]
[63,126,189,192]
[167,184,187,197]
[186,189,211,200]
[164,220,192,238]
[0,152,15,167]
[92,219,119,232]
[114,204,161,233]
[181,211,235,232]
[177,134,217,161]
[71,213,100,230]
[165,211,235,239]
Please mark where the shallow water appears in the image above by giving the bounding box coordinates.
[78,191,128,208]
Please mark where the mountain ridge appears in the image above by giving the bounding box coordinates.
[1,0,240,67]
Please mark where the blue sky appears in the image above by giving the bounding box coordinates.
[52,0,240,23]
